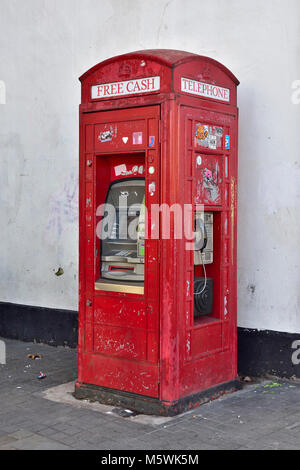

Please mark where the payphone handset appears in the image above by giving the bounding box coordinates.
[194,212,213,265]
[100,179,145,282]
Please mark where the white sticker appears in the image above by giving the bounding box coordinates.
[149,182,156,196]
[196,156,202,166]
[114,164,127,176]
[122,137,129,144]
[215,127,223,137]
[208,135,217,150]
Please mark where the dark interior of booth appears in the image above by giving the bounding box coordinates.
[193,210,221,326]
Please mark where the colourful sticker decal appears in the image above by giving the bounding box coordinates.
[208,134,217,150]
[115,164,144,177]
[98,125,117,143]
[133,132,143,145]
[99,130,113,142]
[225,135,230,149]
[203,165,220,203]
[204,169,213,180]
[138,242,145,257]
[195,124,223,149]
[114,164,127,176]
[196,124,209,142]
[149,136,155,147]
[149,182,156,196]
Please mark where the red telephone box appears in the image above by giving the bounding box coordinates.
[75,50,239,415]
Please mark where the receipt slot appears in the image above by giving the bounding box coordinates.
[75,50,239,415]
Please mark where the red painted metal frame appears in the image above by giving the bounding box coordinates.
[77,50,239,411]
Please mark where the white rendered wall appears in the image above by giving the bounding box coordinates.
[0,0,299,333]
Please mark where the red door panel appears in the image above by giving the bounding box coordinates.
[79,106,160,397]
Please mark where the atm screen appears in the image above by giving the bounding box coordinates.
[101,178,145,282]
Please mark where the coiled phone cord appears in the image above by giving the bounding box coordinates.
[194,251,207,296]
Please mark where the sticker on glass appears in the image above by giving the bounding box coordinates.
[99,130,113,142]
[208,134,217,150]
[195,124,209,144]
[195,124,223,149]
[225,135,230,150]
[149,136,155,147]
[149,182,156,196]
[98,125,117,143]
[203,166,221,203]
[114,164,127,176]
[133,132,143,145]
[215,127,223,137]
[196,155,202,166]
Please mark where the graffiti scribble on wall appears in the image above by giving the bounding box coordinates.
[45,172,78,244]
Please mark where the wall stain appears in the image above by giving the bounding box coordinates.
[248,284,256,295]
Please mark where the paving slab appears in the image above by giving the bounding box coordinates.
[0,337,300,450]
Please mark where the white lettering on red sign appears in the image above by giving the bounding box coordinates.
[91,76,160,99]
[181,77,230,102]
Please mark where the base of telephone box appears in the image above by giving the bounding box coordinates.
[74,379,242,417]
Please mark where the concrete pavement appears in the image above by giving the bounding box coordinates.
[0,337,299,450]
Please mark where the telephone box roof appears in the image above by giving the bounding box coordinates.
[79,49,239,85]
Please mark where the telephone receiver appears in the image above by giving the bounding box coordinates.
[194,216,208,253]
